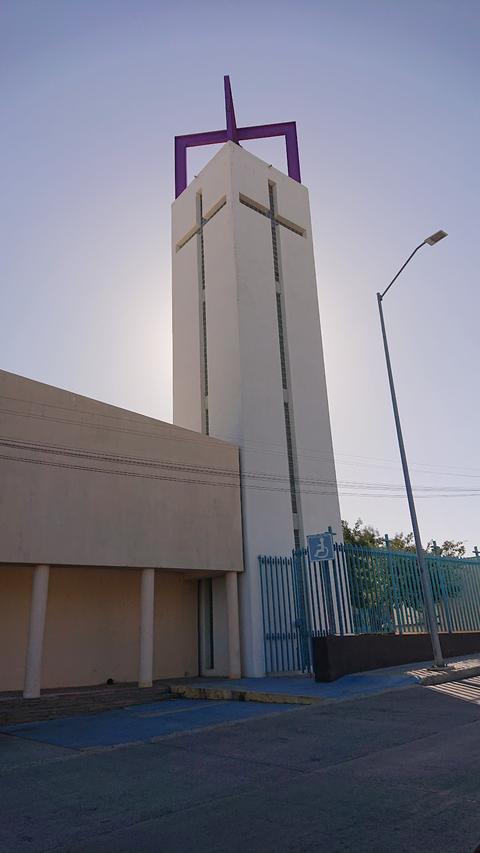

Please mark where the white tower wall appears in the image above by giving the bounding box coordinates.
[172,142,341,676]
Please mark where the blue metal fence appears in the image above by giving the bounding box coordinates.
[259,544,480,673]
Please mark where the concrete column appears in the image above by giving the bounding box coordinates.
[23,564,50,699]
[226,572,241,679]
[138,568,155,688]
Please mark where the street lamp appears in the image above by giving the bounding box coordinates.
[377,229,448,668]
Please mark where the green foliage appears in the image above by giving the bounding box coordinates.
[341,519,467,630]
[342,519,465,557]
[427,539,466,558]
[389,532,415,552]
[341,519,380,548]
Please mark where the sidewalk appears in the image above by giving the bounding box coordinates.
[168,653,480,706]
[3,654,480,728]
[406,654,480,685]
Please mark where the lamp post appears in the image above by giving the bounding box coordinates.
[377,229,448,668]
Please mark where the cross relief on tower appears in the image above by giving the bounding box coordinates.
[175,191,227,435]
[240,181,306,549]
[238,192,306,238]
[176,191,307,252]
[175,194,227,252]
[175,176,308,547]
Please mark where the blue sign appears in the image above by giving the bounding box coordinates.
[307,532,334,562]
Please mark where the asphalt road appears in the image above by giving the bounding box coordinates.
[1,682,480,853]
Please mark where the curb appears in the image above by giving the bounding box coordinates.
[0,686,173,727]
[167,684,325,706]
[414,664,480,686]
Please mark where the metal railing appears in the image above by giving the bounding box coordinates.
[259,544,480,673]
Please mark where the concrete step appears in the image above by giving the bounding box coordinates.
[0,684,174,726]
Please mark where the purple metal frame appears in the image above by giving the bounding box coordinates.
[174,76,301,198]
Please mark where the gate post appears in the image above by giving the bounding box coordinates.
[292,548,312,672]
[385,534,402,634]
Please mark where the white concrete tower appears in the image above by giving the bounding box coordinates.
[172,84,341,676]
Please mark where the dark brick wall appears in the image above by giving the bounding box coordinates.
[312,632,480,682]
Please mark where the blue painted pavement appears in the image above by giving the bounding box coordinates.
[0,664,422,751]
[201,665,418,700]
[1,698,295,750]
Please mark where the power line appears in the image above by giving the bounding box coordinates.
[2,436,480,495]
[1,446,480,501]
[2,392,479,481]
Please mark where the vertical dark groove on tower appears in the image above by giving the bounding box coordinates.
[197,192,209,434]
[276,293,288,390]
[268,181,303,548]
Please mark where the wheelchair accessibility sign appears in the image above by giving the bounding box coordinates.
[307,532,334,562]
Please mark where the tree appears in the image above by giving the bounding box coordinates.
[341,518,380,548]
[388,532,415,552]
[341,519,466,631]
[341,519,415,551]
[342,518,465,556]
[427,539,466,558]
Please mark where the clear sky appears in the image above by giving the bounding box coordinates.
[1,0,479,549]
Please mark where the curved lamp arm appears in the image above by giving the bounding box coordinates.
[379,230,448,301]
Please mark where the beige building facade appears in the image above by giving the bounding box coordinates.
[0,369,243,695]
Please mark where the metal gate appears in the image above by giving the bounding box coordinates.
[259,554,307,673]
[260,545,480,674]
[259,547,351,673]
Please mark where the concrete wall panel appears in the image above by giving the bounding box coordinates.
[0,370,243,572]
[0,566,33,692]
[0,566,199,692]
[153,573,198,679]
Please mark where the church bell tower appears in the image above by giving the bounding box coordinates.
[172,77,342,676]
